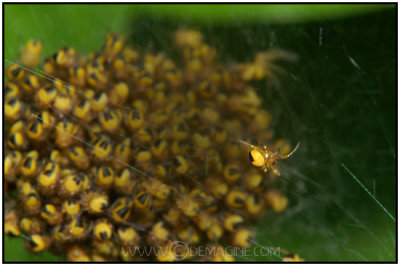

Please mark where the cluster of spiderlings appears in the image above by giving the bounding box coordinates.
[4,29,296,262]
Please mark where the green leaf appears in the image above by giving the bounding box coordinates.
[4,236,62,262]
[5,4,390,60]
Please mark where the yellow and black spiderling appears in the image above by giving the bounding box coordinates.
[40,203,63,225]
[114,168,134,194]
[21,39,43,68]
[21,74,41,94]
[37,161,60,195]
[5,82,21,100]
[5,97,23,122]
[19,216,44,234]
[66,246,91,262]
[68,146,90,170]
[110,196,134,223]
[93,219,113,241]
[5,210,21,236]
[58,172,89,198]
[6,64,25,81]
[73,99,92,123]
[28,234,51,253]
[134,191,151,211]
[63,198,81,217]
[93,165,115,189]
[117,226,140,246]
[81,191,109,214]
[92,134,113,162]
[67,215,90,241]
[4,29,299,262]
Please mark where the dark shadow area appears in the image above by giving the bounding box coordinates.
[128,7,396,261]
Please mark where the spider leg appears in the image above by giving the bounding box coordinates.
[238,139,256,149]
[263,165,268,173]
[280,175,289,181]
[279,142,300,159]
[271,164,281,176]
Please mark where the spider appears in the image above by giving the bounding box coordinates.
[238,140,300,176]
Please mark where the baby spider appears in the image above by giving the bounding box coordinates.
[238,140,300,176]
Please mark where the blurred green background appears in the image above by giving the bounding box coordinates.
[4,4,396,262]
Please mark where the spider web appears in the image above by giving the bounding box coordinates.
[3,5,396,262]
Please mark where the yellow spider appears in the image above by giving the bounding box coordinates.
[239,140,300,176]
